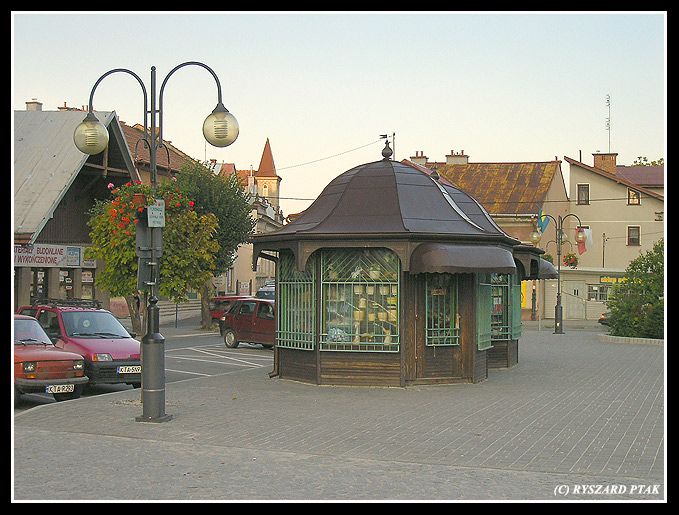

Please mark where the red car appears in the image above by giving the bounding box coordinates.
[209,295,251,324]
[17,299,141,388]
[14,314,89,404]
[220,298,275,348]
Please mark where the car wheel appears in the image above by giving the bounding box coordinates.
[224,329,239,348]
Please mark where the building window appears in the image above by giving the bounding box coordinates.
[627,188,641,205]
[627,226,641,246]
[577,184,590,205]
[321,248,400,352]
[587,284,609,302]
[425,273,460,346]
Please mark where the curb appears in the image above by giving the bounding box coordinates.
[598,334,664,346]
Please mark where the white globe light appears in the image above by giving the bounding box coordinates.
[203,103,239,147]
[73,113,109,155]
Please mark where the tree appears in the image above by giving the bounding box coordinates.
[632,156,664,166]
[174,161,256,327]
[607,239,664,339]
[86,179,219,334]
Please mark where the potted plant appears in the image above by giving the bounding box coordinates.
[563,252,578,268]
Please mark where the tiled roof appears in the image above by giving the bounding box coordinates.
[120,122,195,172]
[615,165,664,188]
[425,161,561,216]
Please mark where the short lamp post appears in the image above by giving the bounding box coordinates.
[73,62,238,422]
[529,213,587,334]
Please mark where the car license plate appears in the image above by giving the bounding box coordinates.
[46,384,74,394]
[117,366,141,374]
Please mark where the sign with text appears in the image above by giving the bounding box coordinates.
[147,199,166,228]
[14,244,87,268]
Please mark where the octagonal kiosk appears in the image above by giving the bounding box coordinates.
[252,144,554,386]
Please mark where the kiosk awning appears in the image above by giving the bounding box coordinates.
[409,242,517,274]
[537,258,558,279]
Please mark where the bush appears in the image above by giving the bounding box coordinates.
[607,239,664,339]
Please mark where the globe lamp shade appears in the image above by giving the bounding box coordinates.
[529,230,542,245]
[203,103,239,147]
[73,112,109,155]
[575,228,587,244]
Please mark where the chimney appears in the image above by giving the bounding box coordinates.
[446,149,469,165]
[592,152,618,174]
[25,99,42,111]
[410,150,428,166]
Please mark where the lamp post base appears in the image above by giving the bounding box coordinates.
[554,304,564,334]
[135,414,173,423]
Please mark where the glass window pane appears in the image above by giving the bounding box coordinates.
[321,248,399,352]
[425,273,460,346]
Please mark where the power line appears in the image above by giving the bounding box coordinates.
[277,139,383,171]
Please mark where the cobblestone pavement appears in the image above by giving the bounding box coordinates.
[13,325,665,501]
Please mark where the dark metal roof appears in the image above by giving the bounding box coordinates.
[256,157,518,244]
[252,148,553,276]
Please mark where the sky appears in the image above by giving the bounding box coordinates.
[12,11,666,216]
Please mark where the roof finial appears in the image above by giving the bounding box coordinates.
[381,139,393,160]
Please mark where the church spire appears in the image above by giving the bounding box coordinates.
[256,138,278,178]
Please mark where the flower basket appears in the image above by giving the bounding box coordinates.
[563,252,578,268]
[132,192,147,208]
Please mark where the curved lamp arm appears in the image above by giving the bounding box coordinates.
[158,61,238,148]
[74,68,149,155]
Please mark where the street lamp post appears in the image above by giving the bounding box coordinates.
[74,62,238,422]
[529,213,587,334]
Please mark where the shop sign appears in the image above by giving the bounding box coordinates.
[14,244,83,268]
[600,276,626,284]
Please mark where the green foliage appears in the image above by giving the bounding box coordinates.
[631,156,664,166]
[85,179,219,303]
[174,161,255,273]
[607,239,664,339]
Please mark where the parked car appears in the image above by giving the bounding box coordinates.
[598,312,612,326]
[14,314,88,404]
[255,283,275,300]
[17,299,141,388]
[220,298,275,348]
[209,295,251,324]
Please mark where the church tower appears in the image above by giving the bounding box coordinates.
[254,138,282,212]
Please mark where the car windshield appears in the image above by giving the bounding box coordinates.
[14,318,52,345]
[61,311,131,338]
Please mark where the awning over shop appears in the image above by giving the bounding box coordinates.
[537,258,558,279]
[409,242,517,275]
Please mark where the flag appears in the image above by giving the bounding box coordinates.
[537,208,549,233]
[577,228,594,255]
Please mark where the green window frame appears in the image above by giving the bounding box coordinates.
[478,273,522,348]
[476,275,493,351]
[511,276,522,339]
[425,273,460,346]
[321,248,400,352]
[277,251,316,350]
[490,274,510,340]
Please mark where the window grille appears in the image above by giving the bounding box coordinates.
[277,251,316,350]
[425,273,460,346]
[320,248,399,352]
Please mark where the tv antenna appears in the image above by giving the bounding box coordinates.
[605,94,611,152]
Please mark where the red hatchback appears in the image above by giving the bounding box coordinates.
[17,299,141,388]
[220,298,275,348]
[14,314,89,404]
